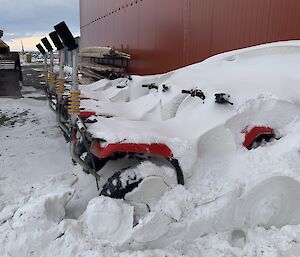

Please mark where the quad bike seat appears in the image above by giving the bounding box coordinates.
[80,92,161,120]
[87,116,181,147]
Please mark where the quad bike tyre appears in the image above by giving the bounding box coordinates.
[100,161,178,218]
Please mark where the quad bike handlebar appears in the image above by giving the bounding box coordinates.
[142,83,158,90]
[215,93,233,105]
[182,89,206,100]
[116,85,127,88]
[162,84,169,92]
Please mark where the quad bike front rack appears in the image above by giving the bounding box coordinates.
[182,89,206,100]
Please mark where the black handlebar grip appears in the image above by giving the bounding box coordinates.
[41,37,53,52]
[182,90,190,94]
[36,43,46,55]
[142,85,148,88]
[54,21,78,51]
[49,31,64,50]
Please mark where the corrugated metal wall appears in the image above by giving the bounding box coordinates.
[80,0,300,75]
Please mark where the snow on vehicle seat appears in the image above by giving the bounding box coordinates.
[81,91,161,120]
[87,116,195,169]
[80,85,130,102]
[79,73,171,104]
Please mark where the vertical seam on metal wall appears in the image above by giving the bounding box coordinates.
[266,0,272,42]
[209,0,215,56]
[183,0,191,64]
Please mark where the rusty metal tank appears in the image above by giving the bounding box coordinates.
[80,0,300,75]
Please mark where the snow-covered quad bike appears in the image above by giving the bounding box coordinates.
[70,83,189,187]
[70,119,184,219]
[65,85,208,217]
[68,41,300,220]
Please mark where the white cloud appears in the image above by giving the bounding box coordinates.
[0,0,79,42]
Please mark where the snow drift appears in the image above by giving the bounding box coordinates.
[2,41,300,256]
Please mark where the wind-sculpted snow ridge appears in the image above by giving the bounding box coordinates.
[3,41,300,256]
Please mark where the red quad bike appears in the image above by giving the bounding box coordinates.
[69,116,183,219]
[70,89,207,190]
[67,88,201,215]
[70,87,185,195]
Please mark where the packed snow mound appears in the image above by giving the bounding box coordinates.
[12,187,74,231]
[232,176,300,228]
[1,186,75,257]
[81,196,133,243]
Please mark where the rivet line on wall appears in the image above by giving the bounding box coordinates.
[81,0,143,29]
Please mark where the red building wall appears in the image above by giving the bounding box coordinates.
[80,0,300,75]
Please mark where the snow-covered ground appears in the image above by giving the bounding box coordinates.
[2,41,300,256]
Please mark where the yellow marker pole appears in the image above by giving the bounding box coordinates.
[56,49,65,100]
[44,54,48,88]
[69,49,80,125]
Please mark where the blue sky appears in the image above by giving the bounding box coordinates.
[0,0,80,50]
